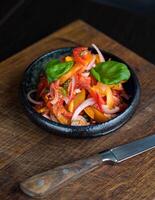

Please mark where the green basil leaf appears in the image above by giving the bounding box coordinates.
[91,68,101,82]
[45,59,60,68]
[91,61,131,84]
[45,59,74,83]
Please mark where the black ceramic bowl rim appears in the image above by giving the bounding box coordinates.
[20,47,141,138]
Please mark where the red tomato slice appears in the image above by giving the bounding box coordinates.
[73,47,92,65]
[76,74,91,90]
[89,89,105,112]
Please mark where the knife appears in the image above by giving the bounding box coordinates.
[20,134,155,198]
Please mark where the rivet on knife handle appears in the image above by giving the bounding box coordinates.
[20,153,115,198]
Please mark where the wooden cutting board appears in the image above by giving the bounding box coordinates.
[0,20,155,200]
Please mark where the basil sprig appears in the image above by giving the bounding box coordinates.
[91,61,130,84]
[45,59,73,83]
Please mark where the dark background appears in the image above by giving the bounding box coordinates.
[1,0,155,63]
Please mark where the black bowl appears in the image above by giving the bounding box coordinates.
[20,47,140,138]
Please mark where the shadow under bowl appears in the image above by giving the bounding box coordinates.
[20,47,140,138]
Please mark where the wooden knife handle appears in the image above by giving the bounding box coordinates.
[20,155,103,198]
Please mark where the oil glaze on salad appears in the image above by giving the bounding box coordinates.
[27,44,131,126]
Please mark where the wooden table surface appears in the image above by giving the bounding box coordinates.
[0,20,155,200]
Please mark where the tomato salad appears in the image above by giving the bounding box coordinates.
[27,44,131,126]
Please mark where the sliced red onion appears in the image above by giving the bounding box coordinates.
[50,80,59,95]
[50,81,60,105]
[63,96,70,104]
[102,105,120,114]
[50,90,59,105]
[82,72,90,77]
[71,115,88,126]
[42,113,50,119]
[40,87,46,96]
[92,43,105,62]
[86,55,96,70]
[27,89,43,105]
[69,76,76,100]
[75,88,81,94]
[72,98,95,121]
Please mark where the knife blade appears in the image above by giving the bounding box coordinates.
[20,134,155,198]
[100,134,155,163]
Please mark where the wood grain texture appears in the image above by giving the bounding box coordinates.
[0,20,155,200]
